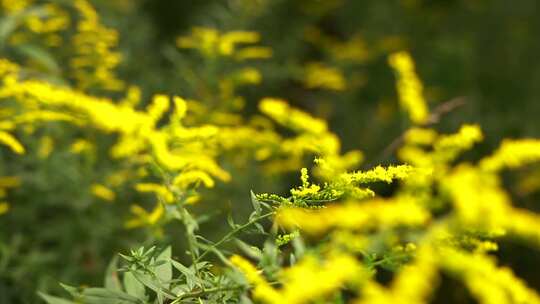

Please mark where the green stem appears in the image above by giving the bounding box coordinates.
[195,211,274,263]
[170,285,244,303]
[179,208,201,279]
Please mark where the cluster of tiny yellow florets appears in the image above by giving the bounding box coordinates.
[176,27,272,60]
[70,0,124,91]
[303,62,347,91]
[388,51,429,124]
[1,0,70,47]
[232,52,540,304]
[0,176,20,216]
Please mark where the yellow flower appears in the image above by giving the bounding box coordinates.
[172,170,215,188]
[304,62,347,91]
[480,139,540,172]
[290,168,321,197]
[235,46,273,60]
[439,248,540,304]
[278,253,365,304]
[259,98,327,134]
[344,164,416,184]
[177,27,269,59]
[38,136,54,159]
[404,127,438,145]
[134,183,175,204]
[125,203,164,229]
[90,184,116,202]
[0,131,25,154]
[0,202,9,215]
[0,176,21,188]
[388,51,429,124]
[277,197,430,235]
[70,139,93,154]
[219,31,260,55]
[71,0,124,91]
[230,255,282,304]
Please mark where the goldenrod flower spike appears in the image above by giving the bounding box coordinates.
[439,248,540,304]
[71,0,124,91]
[0,202,9,215]
[259,98,328,134]
[0,131,25,154]
[134,183,175,204]
[480,139,540,172]
[90,184,116,202]
[176,27,270,59]
[388,51,429,124]
[304,62,347,91]
[277,198,430,235]
[124,203,164,229]
[345,164,415,184]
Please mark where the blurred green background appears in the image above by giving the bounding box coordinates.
[1,0,540,302]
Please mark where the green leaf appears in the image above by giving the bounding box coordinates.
[131,271,176,301]
[155,246,172,288]
[81,288,142,304]
[37,292,75,304]
[123,271,146,299]
[226,213,236,229]
[290,253,296,265]
[171,260,198,290]
[58,283,79,297]
[181,208,199,233]
[235,239,262,260]
[0,15,18,45]
[250,190,262,214]
[104,256,123,291]
[16,44,60,73]
[253,222,265,234]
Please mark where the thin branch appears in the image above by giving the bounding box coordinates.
[375,96,467,165]
[170,285,244,303]
[195,212,274,263]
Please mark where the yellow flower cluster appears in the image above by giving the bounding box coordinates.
[0,176,20,216]
[254,97,362,175]
[439,248,540,304]
[1,0,69,47]
[359,246,438,304]
[176,27,272,60]
[1,0,123,89]
[480,139,540,172]
[303,62,347,91]
[24,4,69,36]
[0,60,229,224]
[229,255,281,303]
[399,124,484,171]
[277,198,430,235]
[344,164,416,184]
[0,131,25,154]
[2,5,540,303]
[231,253,366,304]
[124,203,164,229]
[289,168,321,197]
[70,0,124,91]
[248,63,540,304]
[388,51,429,124]
[259,98,328,134]
[90,183,116,202]
[1,0,32,13]
[304,28,370,64]
[0,52,360,229]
